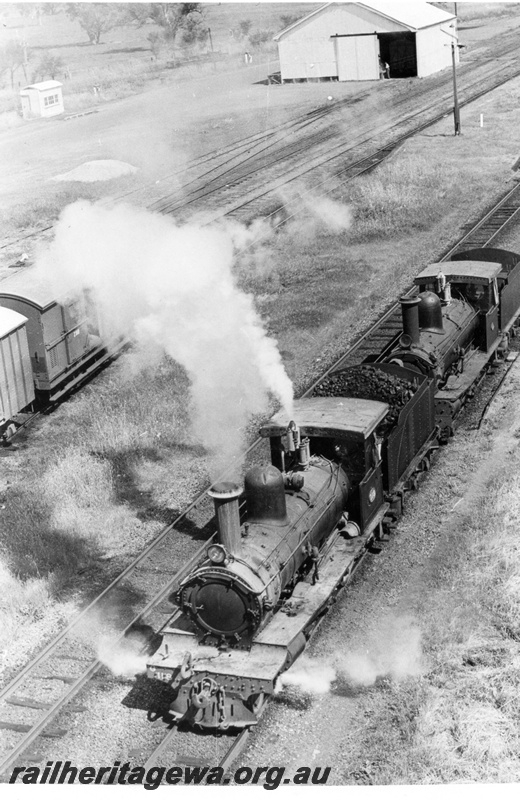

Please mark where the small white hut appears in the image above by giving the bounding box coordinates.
[20,80,64,119]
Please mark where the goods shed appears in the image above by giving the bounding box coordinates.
[274,1,457,82]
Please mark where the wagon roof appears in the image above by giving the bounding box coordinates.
[0,307,29,337]
[415,261,502,285]
[0,267,57,310]
[260,397,389,439]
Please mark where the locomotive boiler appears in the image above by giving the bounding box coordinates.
[177,452,349,642]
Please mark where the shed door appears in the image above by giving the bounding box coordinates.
[335,35,379,81]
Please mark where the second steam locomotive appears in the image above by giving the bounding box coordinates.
[146,248,520,730]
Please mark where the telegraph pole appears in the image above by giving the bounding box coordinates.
[451,41,461,135]
[207,27,216,71]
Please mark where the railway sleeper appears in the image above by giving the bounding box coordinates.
[0,721,67,737]
[5,695,87,713]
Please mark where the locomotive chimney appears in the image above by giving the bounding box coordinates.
[400,297,421,345]
[208,482,242,556]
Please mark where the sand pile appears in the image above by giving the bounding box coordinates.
[52,160,138,183]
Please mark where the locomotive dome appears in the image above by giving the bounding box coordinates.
[418,291,444,333]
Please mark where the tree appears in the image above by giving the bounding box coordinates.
[34,52,64,81]
[66,4,128,45]
[280,14,302,28]
[178,12,208,54]
[238,19,252,38]
[122,3,205,63]
[229,19,252,41]
[147,32,163,60]
[0,40,28,89]
[149,3,200,43]
[248,30,273,50]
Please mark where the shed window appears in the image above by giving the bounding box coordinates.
[43,94,59,107]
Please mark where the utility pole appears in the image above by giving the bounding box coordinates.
[207,27,216,71]
[451,41,461,135]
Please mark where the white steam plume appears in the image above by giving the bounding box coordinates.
[277,185,353,240]
[75,609,149,678]
[335,616,424,687]
[97,632,149,678]
[37,201,293,476]
[276,617,424,698]
[276,656,336,694]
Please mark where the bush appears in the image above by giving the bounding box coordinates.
[347,157,460,241]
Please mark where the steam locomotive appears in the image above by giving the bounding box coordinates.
[146,248,520,729]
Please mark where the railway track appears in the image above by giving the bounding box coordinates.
[150,52,520,226]
[4,32,520,257]
[2,173,520,782]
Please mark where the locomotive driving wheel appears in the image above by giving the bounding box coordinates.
[248,692,266,715]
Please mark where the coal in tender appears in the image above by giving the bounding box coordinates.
[313,365,417,431]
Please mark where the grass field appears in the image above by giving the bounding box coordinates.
[0,3,318,118]
[339,402,520,783]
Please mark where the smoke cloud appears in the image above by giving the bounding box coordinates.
[37,200,293,476]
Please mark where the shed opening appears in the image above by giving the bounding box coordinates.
[378,32,417,78]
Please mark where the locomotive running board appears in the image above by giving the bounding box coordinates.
[148,506,388,689]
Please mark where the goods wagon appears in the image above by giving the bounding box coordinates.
[0,266,115,404]
[0,307,35,438]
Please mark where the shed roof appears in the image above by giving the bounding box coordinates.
[260,397,389,440]
[274,1,455,40]
[415,261,502,285]
[0,266,57,310]
[21,80,62,92]
[0,307,28,338]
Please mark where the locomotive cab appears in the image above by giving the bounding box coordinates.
[261,397,388,533]
[415,261,501,352]
[450,248,520,333]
